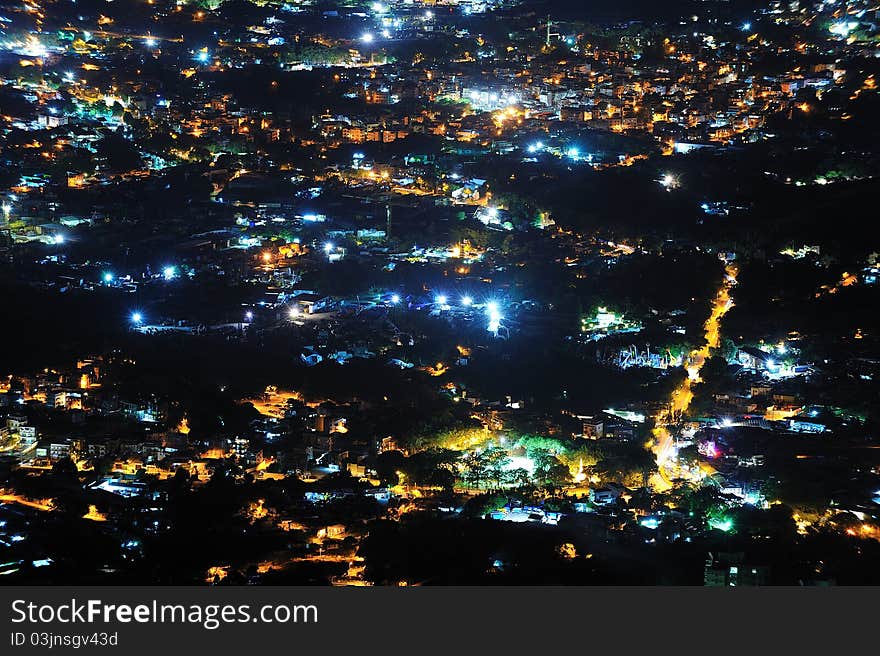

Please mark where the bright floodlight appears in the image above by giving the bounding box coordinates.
[196,51,210,63]
[324,242,334,253]
[131,312,143,324]
[424,10,433,18]
[660,173,678,189]
[566,147,579,159]
[245,311,253,321]
[390,294,401,304]
[486,301,502,333]
[53,234,64,244]
[435,294,448,305]
[361,33,374,44]
[289,307,301,318]
[103,272,114,283]
[163,266,176,280]
[145,37,158,48]
[461,295,473,307]
[741,22,751,32]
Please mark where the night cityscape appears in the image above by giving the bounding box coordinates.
[0,0,879,586]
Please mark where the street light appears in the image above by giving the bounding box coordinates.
[461,295,473,307]
[131,312,143,325]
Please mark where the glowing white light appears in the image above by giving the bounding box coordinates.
[103,272,114,283]
[424,10,433,19]
[435,295,448,306]
[361,33,374,44]
[721,417,733,428]
[63,71,75,83]
[381,29,391,38]
[566,147,579,159]
[660,173,678,189]
[741,22,751,31]
[461,295,473,307]
[245,311,253,321]
[1,203,10,215]
[390,294,401,304]
[163,266,176,280]
[486,301,502,334]
[53,234,65,244]
[289,307,301,318]
[196,51,210,63]
[145,37,158,48]
[131,312,143,324]
[324,242,334,253]
[371,2,386,13]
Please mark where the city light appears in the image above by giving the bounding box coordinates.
[461,295,473,307]
[361,33,374,44]
[103,272,114,283]
[245,311,254,321]
[289,307,301,318]
[435,295,448,306]
[145,37,158,48]
[390,294,401,304]
[659,173,679,190]
[324,242,334,254]
[196,50,210,63]
[163,266,177,280]
[131,312,143,324]
[486,301,502,334]
[741,22,751,32]
[53,235,64,244]
[566,147,579,159]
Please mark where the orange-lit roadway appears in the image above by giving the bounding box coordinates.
[650,262,737,490]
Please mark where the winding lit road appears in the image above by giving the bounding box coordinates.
[650,261,738,490]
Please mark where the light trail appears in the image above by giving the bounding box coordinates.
[650,261,737,490]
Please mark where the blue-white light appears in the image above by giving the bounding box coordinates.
[131,312,143,324]
[435,294,448,306]
[461,295,473,307]
[103,272,114,283]
[390,294,401,304]
[163,266,176,280]
[486,301,502,333]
